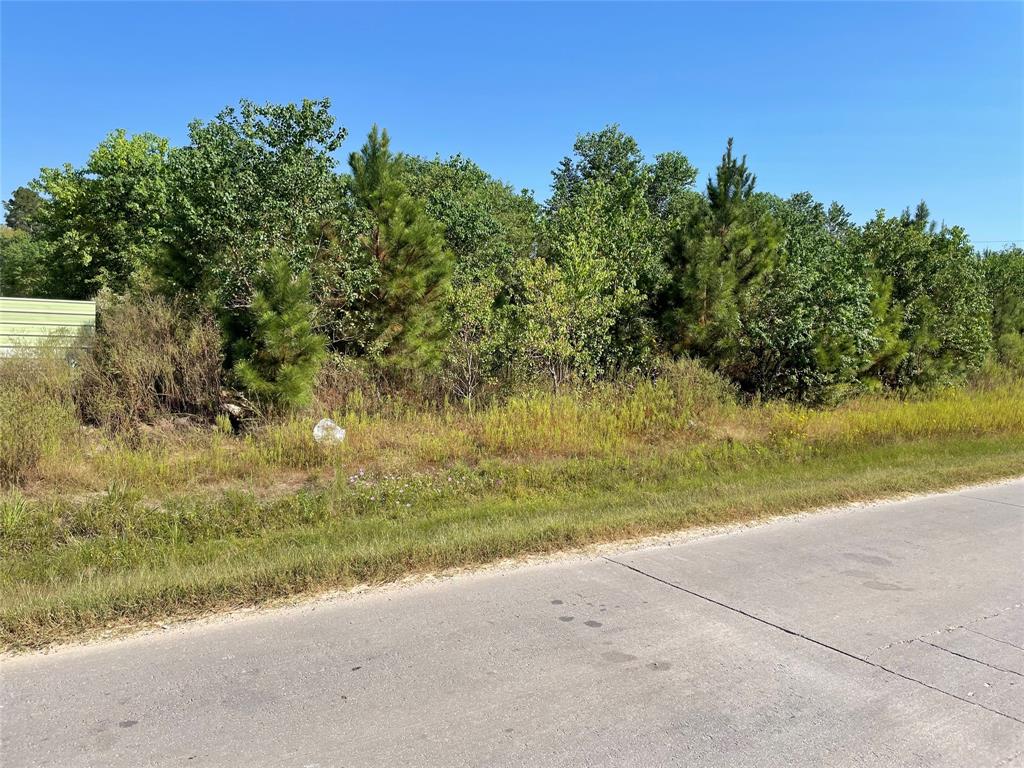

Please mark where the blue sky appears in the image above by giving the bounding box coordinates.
[2,1,1021,246]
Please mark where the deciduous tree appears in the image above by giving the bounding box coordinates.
[858,204,991,388]
[0,227,52,297]
[164,99,346,304]
[739,194,879,401]
[32,130,171,297]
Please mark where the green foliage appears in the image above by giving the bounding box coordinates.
[396,153,539,394]
[4,100,1008,406]
[0,227,52,297]
[739,194,879,401]
[164,99,346,303]
[397,153,538,279]
[541,178,657,374]
[3,186,43,235]
[230,253,326,411]
[345,126,453,373]
[859,205,991,388]
[550,124,697,231]
[983,246,1024,371]
[308,198,380,351]
[441,275,510,403]
[550,125,645,210]
[648,152,700,220]
[32,130,171,297]
[862,270,909,389]
[661,138,780,376]
[518,247,620,389]
[544,126,696,373]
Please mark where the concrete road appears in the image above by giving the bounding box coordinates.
[3,480,1023,767]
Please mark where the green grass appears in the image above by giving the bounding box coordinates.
[3,428,1022,650]
[2,362,1022,650]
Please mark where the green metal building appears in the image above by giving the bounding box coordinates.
[0,296,96,354]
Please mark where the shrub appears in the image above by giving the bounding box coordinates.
[655,355,738,416]
[0,351,80,486]
[77,292,222,431]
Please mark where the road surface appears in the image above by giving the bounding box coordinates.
[2,480,1023,767]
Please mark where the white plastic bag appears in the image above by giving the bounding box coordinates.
[313,418,346,445]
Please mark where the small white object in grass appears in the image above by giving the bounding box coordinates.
[313,418,346,445]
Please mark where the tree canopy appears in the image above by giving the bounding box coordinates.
[163,98,346,305]
[31,130,171,297]
[5,100,1015,407]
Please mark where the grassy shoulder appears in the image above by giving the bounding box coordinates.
[3,405,1022,649]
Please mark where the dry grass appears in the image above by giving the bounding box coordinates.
[2,353,1022,650]
[0,350,82,486]
[76,293,222,431]
[806,386,1024,442]
[10,368,1023,500]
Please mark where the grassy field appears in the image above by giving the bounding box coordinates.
[2,373,1023,650]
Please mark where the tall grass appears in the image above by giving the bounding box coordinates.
[6,351,1022,497]
[1,348,1022,648]
[810,386,1024,442]
[76,293,222,431]
[0,351,81,486]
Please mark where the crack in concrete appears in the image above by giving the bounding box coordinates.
[603,556,1024,726]
[875,626,962,652]
[917,639,1024,678]
[875,605,1023,653]
[967,603,1022,627]
[875,636,920,652]
[967,628,1024,653]
[959,495,1024,510]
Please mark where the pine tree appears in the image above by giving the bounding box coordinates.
[706,138,756,233]
[860,270,909,387]
[661,138,779,374]
[347,126,453,372]
[983,246,1024,371]
[3,186,44,235]
[230,252,326,411]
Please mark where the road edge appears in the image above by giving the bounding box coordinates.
[4,474,1021,663]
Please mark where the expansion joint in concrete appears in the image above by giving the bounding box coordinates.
[602,556,1024,727]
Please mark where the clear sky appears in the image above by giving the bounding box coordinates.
[2,1,1021,246]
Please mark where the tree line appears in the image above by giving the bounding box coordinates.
[2,98,1021,408]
